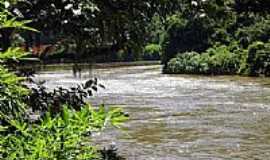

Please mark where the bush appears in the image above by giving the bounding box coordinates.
[160,2,270,72]
[203,45,240,74]
[167,51,200,74]
[0,55,128,159]
[166,45,240,75]
[162,14,211,65]
[245,41,270,76]
[0,105,128,159]
[235,15,270,48]
[0,5,127,159]
[143,44,162,60]
[26,78,104,115]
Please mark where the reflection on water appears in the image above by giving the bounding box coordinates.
[34,65,270,160]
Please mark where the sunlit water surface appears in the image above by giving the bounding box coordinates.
[34,65,270,160]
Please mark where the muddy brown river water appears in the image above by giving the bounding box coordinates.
[35,65,270,160]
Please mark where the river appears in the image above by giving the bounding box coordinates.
[34,64,270,160]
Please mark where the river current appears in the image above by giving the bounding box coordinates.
[35,65,270,160]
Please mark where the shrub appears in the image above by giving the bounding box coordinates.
[166,45,240,75]
[161,2,270,71]
[235,15,270,48]
[245,41,270,76]
[167,51,200,74]
[0,105,128,159]
[0,66,29,120]
[162,14,211,65]
[26,78,105,115]
[0,4,127,159]
[203,45,240,74]
[143,44,162,60]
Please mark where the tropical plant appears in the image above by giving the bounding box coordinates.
[167,51,200,74]
[166,45,240,75]
[0,105,128,159]
[26,78,105,116]
[245,41,270,76]
[160,0,270,76]
[0,0,35,121]
[143,44,162,60]
[0,2,128,160]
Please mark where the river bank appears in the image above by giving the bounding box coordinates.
[19,61,160,72]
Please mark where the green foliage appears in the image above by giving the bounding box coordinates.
[245,41,270,76]
[0,1,36,120]
[27,78,105,114]
[167,45,240,75]
[0,47,28,62]
[0,40,30,121]
[167,51,200,74]
[14,0,165,59]
[166,41,270,76]
[162,13,212,65]
[235,15,270,48]
[0,1,36,31]
[204,46,240,74]
[160,0,270,77]
[143,44,161,60]
[234,0,270,14]
[0,105,128,159]
[0,3,127,160]
[163,0,233,57]
[147,14,166,45]
[0,66,28,120]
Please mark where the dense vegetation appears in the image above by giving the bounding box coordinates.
[0,0,270,159]
[2,0,268,75]
[0,1,128,159]
[162,0,270,76]
[4,0,175,62]
[167,46,240,75]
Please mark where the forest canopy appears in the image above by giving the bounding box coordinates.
[0,0,269,75]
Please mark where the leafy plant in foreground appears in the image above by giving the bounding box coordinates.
[0,105,128,159]
[26,78,105,117]
[0,2,128,159]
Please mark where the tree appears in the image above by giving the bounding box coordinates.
[11,0,189,60]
